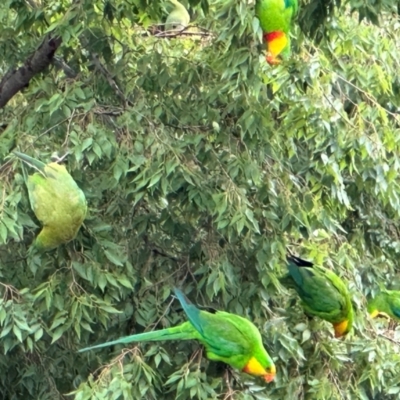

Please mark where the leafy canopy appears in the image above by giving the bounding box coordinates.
[1,0,400,399]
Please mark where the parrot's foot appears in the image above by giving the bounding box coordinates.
[51,151,70,163]
[266,53,281,65]
[377,311,391,320]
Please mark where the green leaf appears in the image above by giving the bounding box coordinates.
[104,250,124,267]
[51,327,65,344]
[12,325,22,342]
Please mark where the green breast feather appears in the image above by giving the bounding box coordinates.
[255,0,297,33]
[79,288,276,383]
[14,151,87,251]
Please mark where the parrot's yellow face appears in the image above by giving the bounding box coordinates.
[369,309,379,318]
[333,319,351,338]
[369,309,390,319]
[263,31,288,65]
[243,357,276,383]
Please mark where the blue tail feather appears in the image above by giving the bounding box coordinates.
[286,256,314,290]
[174,288,204,335]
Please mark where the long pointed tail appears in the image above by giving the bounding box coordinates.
[78,321,197,353]
[13,151,46,172]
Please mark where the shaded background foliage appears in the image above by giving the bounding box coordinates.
[1,0,400,399]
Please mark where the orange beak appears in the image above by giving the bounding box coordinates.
[264,372,276,383]
[243,357,276,382]
[263,364,276,383]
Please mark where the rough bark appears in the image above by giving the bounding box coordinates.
[0,36,62,109]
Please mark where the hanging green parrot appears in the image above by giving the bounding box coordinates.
[367,290,400,321]
[255,0,298,65]
[14,151,87,251]
[282,256,354,337]
[79,288,276,383]
[165,0,190,31]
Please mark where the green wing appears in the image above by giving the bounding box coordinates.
[285,256,352,324]
[174,289,262,369]
[175,289,247,354]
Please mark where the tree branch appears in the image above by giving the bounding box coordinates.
[0,35,62,109]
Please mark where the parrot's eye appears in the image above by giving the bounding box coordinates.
[267,365,276,374]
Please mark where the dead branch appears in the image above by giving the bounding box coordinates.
[140,24,214,39]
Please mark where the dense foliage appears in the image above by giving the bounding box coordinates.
[1,0,400,399]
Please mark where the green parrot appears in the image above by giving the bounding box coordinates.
[165,0,190,31]
[79,288,276,383]
[255,0,298,65]
[367,290,400,321]
[282,256,354,337]
[14,151,87,251]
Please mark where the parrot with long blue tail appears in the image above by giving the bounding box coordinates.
[79,288,276,383]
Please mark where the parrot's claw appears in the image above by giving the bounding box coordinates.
[51,151,70,163]
[266,53,281,65]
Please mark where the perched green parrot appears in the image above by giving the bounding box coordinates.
[14,151,87,251]
[367,290,400,321]
[165,0,190,31]
[79,288,276,383]
[282,256,354,337]
[255,0,298,65]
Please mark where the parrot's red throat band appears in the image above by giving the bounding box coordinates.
[263,31,285,42]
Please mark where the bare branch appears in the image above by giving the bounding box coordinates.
[140,24,214,39]
[52,56,78,78]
